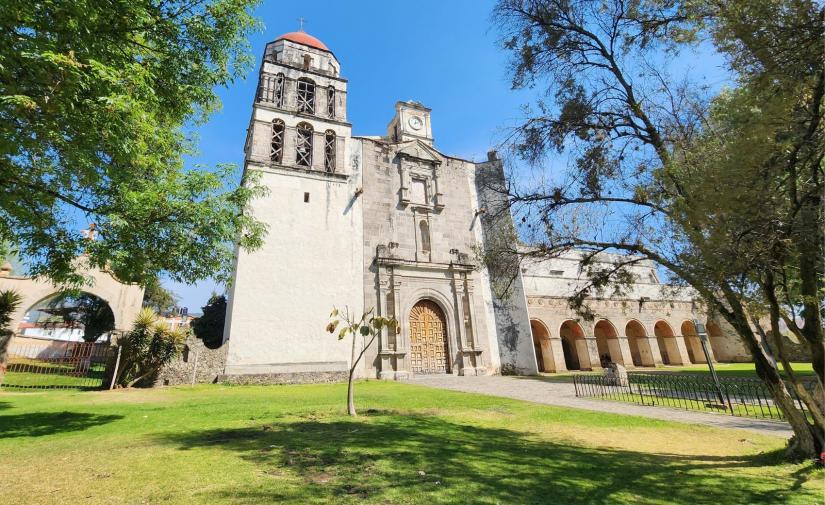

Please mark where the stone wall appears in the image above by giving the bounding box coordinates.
[218,370,347,385]
[155,336,227,386]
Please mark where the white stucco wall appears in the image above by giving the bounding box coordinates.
[223,145,364,375]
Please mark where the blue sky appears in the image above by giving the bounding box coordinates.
[166,0,730,311]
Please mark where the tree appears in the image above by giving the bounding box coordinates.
[192,293,226,349]
[492,0,823,459]
[326,307,398,416]
[0,0,267,288]
[142,277,179,315]
[0,290,23,377]
[113,308,185,387]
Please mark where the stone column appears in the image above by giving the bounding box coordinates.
[672,336,693,366]
[583,336,602,371]
[646,336,664,366]
[615,337,635,368]
[548,337,567,372]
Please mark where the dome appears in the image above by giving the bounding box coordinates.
[276,31,329,51]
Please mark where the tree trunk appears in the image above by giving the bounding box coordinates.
[347,333,357,416]
[346,369,356,416]
[723,290,822,460]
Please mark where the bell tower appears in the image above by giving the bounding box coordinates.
[223,29,364,380]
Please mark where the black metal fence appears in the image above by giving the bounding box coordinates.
[573,372,813,420]
[1,340,116,390]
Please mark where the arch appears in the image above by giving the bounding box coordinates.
[297,77,315,113]
[270,119,285,162]
[408,299,450,374]
[296,122,313,167]
[654,320,682,365]
[327,86,336,117]
[593,319,622,367]
[681,320,705,364]
[21,291,115,342]
[530,319,556,373]
[324,129,336,172]
[559,320,590,371]
[625,319,654,366]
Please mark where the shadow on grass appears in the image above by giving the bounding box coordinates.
[0,411,123,438]
[159,411,806,504]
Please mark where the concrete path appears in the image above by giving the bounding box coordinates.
[405,375,793,438]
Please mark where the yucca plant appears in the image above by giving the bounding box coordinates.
[0,290,23,376]
[113,308,185,387]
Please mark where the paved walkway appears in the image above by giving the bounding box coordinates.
[405,375,792,438]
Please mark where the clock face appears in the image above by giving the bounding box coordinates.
[408,115,423,131]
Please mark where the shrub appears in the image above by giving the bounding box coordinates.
[113,308,185,387]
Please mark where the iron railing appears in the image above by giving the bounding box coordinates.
[573,372,813,420]
[1,340,115,390]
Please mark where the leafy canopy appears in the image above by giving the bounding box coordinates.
[0,0,267,286]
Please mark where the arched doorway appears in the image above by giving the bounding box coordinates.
[21,292,115,342]
[560,320,590,370]
[530,319,556,372]
[409,300,450,374]
[625,320,654,366]
[654,321,682,365]
[681,321,705,364]
[594,320,622,367]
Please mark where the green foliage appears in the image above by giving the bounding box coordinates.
[142,277,179,315]
[192,293,226,349]
[0,289,22,332]
[0,0,267,287]
[114,308,185,387]
[0,289,23,368]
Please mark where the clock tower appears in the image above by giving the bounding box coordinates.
[387,100,433,146]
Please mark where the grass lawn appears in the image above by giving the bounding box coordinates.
[535,362,815,383]
[1,360,108,390]
[0,381,820,505]
[659,362,815,379]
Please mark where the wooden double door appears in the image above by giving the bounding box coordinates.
[409,300,450,374]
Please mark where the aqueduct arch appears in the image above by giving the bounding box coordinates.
[594,319,623,367]
[680,320,706,364]
[530,319,556,372]
[625,319,655,366]
[654,321,682,365]
[559,320,590,370]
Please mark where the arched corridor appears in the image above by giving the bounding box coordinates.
[654,321,682,365]
[530,319,556,372]
[593,320,622,367]
[559,320,590,370]
[681,321,706,364]
[625,320,654,366]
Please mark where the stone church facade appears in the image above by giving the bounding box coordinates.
[221,30,750,384]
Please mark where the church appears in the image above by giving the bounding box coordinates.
[221,29,755,384]
[222,29,537,382]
